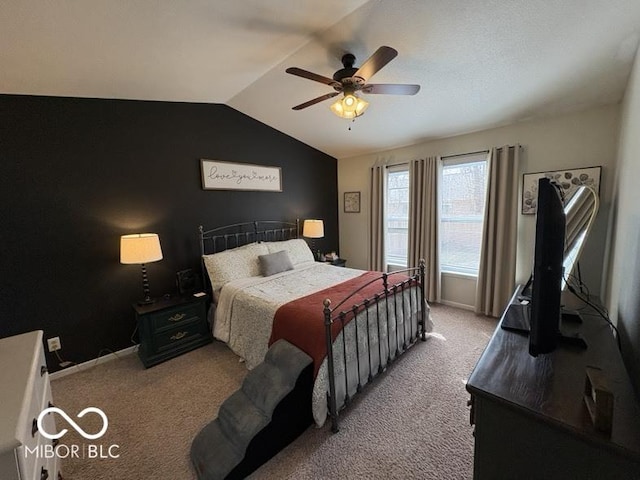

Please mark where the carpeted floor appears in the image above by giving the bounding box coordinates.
[51,304,496,479]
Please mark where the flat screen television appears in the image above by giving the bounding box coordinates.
[501,178,590,355]
[528,177,566,356]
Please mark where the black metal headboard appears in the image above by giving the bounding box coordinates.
[198,220,300,290]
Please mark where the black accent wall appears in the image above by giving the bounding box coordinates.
[0,95,338,371]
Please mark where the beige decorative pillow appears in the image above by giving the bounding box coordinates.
[203,243,269,298]
[264,239,315,266]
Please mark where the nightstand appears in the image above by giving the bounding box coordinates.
[134,294,212,368]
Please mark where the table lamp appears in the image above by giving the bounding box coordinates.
[120,233,163,305]
[303,219,324,260]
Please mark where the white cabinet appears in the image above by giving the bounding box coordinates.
[0,331,61,480]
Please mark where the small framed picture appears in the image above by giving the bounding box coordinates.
[344,191,361,213]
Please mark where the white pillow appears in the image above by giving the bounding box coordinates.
[203,242,269,298]
[265,239,315,266]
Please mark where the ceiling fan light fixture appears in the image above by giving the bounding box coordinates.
[330,93,369,119]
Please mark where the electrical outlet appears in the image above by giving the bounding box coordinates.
[47,337,61,352]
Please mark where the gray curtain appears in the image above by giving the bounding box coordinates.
[368,164,386,271]
[408,157,440,302]
[475,145,520,316]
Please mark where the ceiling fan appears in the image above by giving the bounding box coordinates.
[286,46,420,119]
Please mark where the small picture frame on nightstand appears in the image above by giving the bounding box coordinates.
[344,191,360,213]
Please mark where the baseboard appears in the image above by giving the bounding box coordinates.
[50,345,138,380]
[440,299,475,311]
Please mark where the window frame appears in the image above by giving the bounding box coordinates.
[384,164,410,270]
[439,152,489,277]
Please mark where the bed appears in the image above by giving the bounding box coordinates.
[199,220,433,432]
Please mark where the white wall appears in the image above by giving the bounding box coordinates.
[605,46,640,394]
[338,104,620,308]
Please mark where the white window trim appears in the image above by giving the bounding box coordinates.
[385,164,410,270]
[439,151,489,277]
[440,269,478,280]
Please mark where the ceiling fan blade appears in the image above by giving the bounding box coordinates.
[362,84,421,95]
[292,92,339,110]
[354,46,398,81]
[286,67,341,88]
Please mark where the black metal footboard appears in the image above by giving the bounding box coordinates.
[322,260,427,433]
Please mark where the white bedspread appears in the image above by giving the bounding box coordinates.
[213,262,433,426]
[214,262,363,367]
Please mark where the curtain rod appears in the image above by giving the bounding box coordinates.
[384,149,490,167]
[441,149,490,160]
[442,145,522,160]
[384,162,409,169]
[382,145,521,167]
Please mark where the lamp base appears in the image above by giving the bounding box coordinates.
[138,264,155,305]
[137,297,155,306]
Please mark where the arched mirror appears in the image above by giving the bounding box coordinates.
[562,185,599,288]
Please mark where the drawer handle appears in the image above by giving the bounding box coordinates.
[170,331,188,341]
[32,418,38,437]
[41,365,48,376]
[168,313,187,322]
[41,466,49,480]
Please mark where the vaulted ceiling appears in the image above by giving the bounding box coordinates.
[2,1,640,158]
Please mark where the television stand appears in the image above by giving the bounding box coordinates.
[500,303,588,350]
[557,330,587,349]
[559,308,587,348]
[561,309,583,323]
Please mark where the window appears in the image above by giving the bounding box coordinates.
[385,166,410,268]
[440,154,488,275]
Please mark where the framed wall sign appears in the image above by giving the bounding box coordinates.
[344,191,361,213]
[201,159,282,192]
[522,166,601,215]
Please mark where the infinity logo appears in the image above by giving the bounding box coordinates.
[37,407,109,440]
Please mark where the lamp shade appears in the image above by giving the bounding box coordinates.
[303,219,324,238]
[120,233,163,264]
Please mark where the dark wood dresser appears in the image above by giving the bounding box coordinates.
[466,287,640,479]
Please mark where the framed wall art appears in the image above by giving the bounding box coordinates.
[201,159,282,192]
[522,166,601,215]
[344,191,361,213]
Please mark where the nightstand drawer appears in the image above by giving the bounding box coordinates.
[151,303,203,332]
[154,322,207,353]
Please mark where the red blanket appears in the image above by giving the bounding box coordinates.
[268,271,415,376]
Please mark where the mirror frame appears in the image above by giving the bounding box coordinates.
[562,185,599,289]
